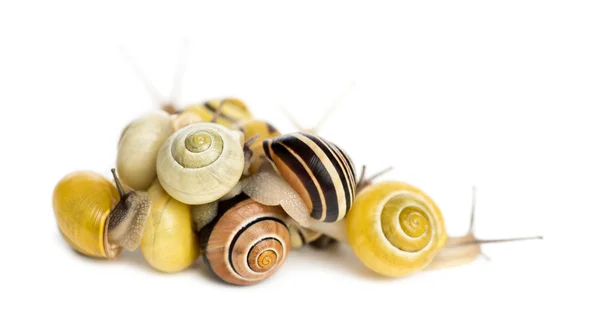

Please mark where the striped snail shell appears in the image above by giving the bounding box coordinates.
[346,181,447,277]
[156,122,245,205]
[200,195,291,285]
[184,98,252,127]
[262,132,357,223]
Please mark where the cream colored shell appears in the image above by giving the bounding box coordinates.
[117,110,173,190]
[156,122,245,205]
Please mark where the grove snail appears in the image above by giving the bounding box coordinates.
[155,122,247,205]
[52,169,151,259]
[198,194,291,285]
[140,179,201,273]
[116,110,174,190]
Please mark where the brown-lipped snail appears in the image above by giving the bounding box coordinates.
[117,110,174,190]
[243,131,358,227]
[198,194,291,285]
[52,169,151,259]
[140,179,201,273]
[156,122,246,205]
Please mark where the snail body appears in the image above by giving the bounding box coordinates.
[52,169,151,259]
[156,122,245,205]
[140,180,200,273]
[199,195,291,285]
[117,110,174,191]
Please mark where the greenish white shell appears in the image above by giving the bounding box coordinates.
[117,110,173,190]
[156,123,245,205]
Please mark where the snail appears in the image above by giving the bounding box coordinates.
[236,118,282,176]
[52,169,151,259]
[425,186,543,271]
[140,179,201,273]
[198,194,291,285]
[183,98,253,127]
[117,110,174,190]
[156,122,246,205]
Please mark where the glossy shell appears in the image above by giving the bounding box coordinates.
[185,98,252,127]
[237,119,281,175]
[201,197,291,285]
[346,181,447,277]
[140,180,200,273]
[117,110,173,190]
[53,171,121,258]
[263,132,357,222]
[156,122,245,205]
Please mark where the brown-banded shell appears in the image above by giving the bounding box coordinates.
[200,195,291,285]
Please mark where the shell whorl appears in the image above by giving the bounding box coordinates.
[156,123,245,205]
[202,197,291,285]
[346,181,447,277]
[263,132,357,223]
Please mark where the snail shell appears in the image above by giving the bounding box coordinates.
[140,179,200,273]
[287,219,322,249]
[262,132,357,223]
[236,119,281,176]
[53,170,151,259]
[117,110,174,190]
[346,181,447,277]
[156,122,245,205]
[185,98,252,127]
[200,195,291,285]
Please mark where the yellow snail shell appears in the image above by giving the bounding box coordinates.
[346,181,447,277]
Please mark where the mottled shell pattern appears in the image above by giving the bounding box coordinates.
[156,122,245,205]
[263,132,357,223]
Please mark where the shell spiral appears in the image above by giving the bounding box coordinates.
[156,123,245,205]
[263,132,357,223]
[346,181,447,277]
[201,197,291,285]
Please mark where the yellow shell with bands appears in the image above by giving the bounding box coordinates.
[237,119,281,175]
[141,180,200,273]
[52,171,121,259]
[346,181,447,277]
[185,98,252,127]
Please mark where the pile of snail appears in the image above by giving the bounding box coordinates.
[52,96,542,286]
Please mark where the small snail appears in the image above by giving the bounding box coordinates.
[52,169,151,259]
[183,98,253,127]
[140,179,200,273]
[117,110,174,190]
[199,194,291,285]
[236,118,282,176]
[156,122,246,205]
[345,181,447,277]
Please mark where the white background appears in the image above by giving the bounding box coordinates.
[0,1,596,313]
